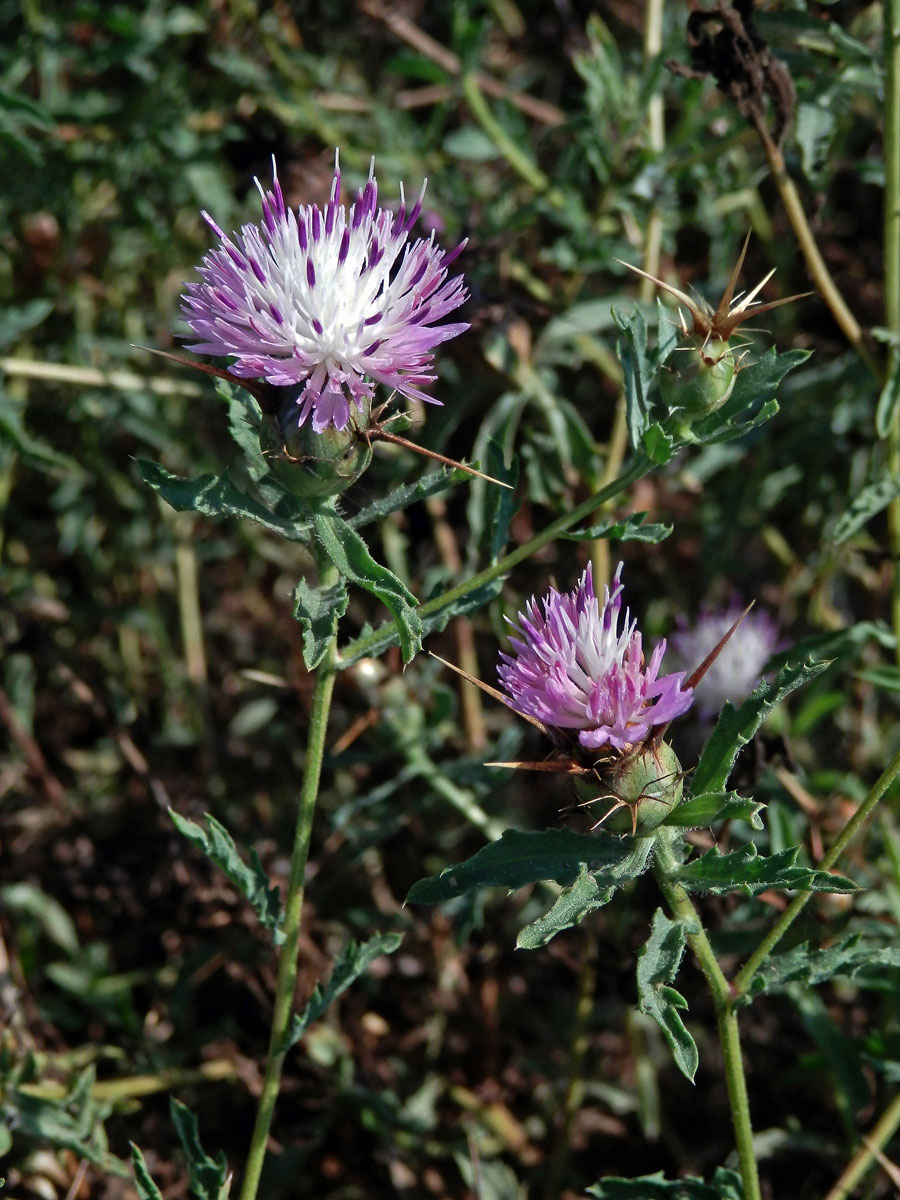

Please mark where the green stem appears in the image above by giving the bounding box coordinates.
[753,120,882,382]
[824,1089,900,1200]
[884,0,900,669]
[239,586,339,1200]
[733,740,900,997]
[339,456,649,664]
[460,72,567,209]
[652,831,761,1200]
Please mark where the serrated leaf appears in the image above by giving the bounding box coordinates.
[138,460,308,541]
[613,306,654,449]
[169,810,283,944]
[587,1167,744,1199]
[833,474,900,544]
[348,467,467,530]
[676,844,857,897]
[338,579,504,667]
[293,577,348,669]
[130,1144,164,1200]
[407,828,651,906]
[876,352,900,439]
[636,910,698,1082]
[286,932,403,1048]
[750,933,900,997]
[691,658,832,797]
[562,511,672,543]
[642,422,675,464]
[219,382,270,483]
[5,1067,127,1176]
[311,510,422,664]
[516,864,612,949]
[662,791,764,831]
[169,1099,230,1200]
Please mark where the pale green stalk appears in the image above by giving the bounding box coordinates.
[823,1089,900,1200]
[884,0,900,668]
[733,741,900,997]
[652,829,761,1200]
[239,573,339,1200]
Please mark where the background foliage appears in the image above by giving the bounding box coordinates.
[2,1,899,1197]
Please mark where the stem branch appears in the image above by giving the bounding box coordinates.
[734,740,900,997]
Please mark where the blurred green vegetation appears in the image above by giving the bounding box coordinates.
[3,1,900,1197]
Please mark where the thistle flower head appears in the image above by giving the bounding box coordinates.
[181,151,469,434]
[497,563,694,753]
[670,602,779,717]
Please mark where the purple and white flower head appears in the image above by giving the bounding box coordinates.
[670,602,779,717]
[181,150,469,434]
[497,563,694,753]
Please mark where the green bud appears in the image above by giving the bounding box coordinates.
[259,403,373,500]
[660,335,736,416]
[578,741,684,836]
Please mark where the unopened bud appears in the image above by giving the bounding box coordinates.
[660,336,736,416]
[578,740,684,837]
[259,402,373,500]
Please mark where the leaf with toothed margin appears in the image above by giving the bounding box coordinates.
[311,509,422,664]
[675,844,856,897]
[169,810,284,944]
[587,1168,744,1198]
[662,791,764,831]
[407,828,652,906]
[286,932,403,1048]
[690,658,832,797]
[636,909,698,1082]
[138,459,309,541]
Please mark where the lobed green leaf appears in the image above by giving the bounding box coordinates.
[516,864,612,949]
[293,577,349,669]
[749,933,900,998]
[833,473,900,544]
[662,791,764,831]
[636,910,698,1082]
[347,466,468,530]
[338,579,504,667]
[676,844,857,897]
[130,1144,164,1200]
[562,511,672,543]
[169,810,283,944]
[587,1168,743,1199]
[286,932,403,1048]
[169,1098,230,1200]
[138,460,309,541]
[311,510,423,664]
[407,828,652,906]
[691,658,832,797]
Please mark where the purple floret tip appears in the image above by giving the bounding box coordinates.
[498,563,694,753]
[179,148,468,433]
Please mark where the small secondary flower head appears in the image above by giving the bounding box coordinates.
[670,602,778,717]
[497,563,694,753]
[181,151,469,434]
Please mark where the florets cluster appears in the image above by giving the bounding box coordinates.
[498,563,694,752]
[181,151,469,434]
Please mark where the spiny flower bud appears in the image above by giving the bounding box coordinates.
[659,334,736,416]
[618,234,807,422]
[578,740,685,836]
[259,403,373,500]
